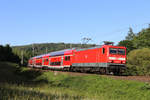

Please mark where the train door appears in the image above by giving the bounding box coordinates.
[43,57,49,66]
[63,56,71,67]
[97,48,101,63]
[99,47,107,63]
[42,57,44,66]
[49,57,51,67]
[61,56,63,66]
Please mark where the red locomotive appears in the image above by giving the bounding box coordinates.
[28,42,126,74]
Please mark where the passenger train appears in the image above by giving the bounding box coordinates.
[28,43,126,74]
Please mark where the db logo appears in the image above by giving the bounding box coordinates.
[85,55,88,59]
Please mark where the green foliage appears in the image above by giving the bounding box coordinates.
[126,48,150,75]
[119,27,150,53]
[118,28,136,53]
[0,45,20,63]
[13,48,31,66]
[141,83,150,90]
[133,28,150,48]
[0,83,83,100]
[125,27,135,40]
[118,40,136,54]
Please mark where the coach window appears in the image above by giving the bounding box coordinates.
[50,62,54,65]
[102,48,105,54]
[45,58,48,62]
[65,56,70,61]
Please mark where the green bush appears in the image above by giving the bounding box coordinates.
[127,48,150,75]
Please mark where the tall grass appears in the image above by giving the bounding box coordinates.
[0,83,84,100]
[0,62,150,100]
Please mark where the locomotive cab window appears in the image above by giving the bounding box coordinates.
[118,49,125,55]
[65,56,70,61]
[109,48,125,55]
[109,48,117,54]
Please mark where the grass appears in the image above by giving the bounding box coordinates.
[0,62,150,100]
[0,83,83,100]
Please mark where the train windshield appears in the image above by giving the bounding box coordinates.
[109,48,125,55]
[109,48,117,54]
[118,49,125,55]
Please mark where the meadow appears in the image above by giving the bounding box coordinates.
[0,62,150,100]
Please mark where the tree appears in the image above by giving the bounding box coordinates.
[125,27,135,40]
[4,44,12,61]
[118,40,136,54]
[133,28,150,48]
[127,48,150,75]
[0,44,20,64]
[0,45,5,61]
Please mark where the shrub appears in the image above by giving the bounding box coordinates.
[127,48,150,75]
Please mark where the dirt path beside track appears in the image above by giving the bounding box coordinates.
[105,75,150,83]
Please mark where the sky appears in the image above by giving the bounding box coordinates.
[0,0,150,46]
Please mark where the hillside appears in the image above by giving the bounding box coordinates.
[1,62,150,100]
[12,42,96,56]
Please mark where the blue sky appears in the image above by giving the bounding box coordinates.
[0,0,150,46]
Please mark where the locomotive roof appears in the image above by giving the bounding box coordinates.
[75,45,126,51]
[76,45,102,51]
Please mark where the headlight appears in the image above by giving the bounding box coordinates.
[109,57,116,60]
[118,58,125,60]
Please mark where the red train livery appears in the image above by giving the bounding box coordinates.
[28,44,126,74]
